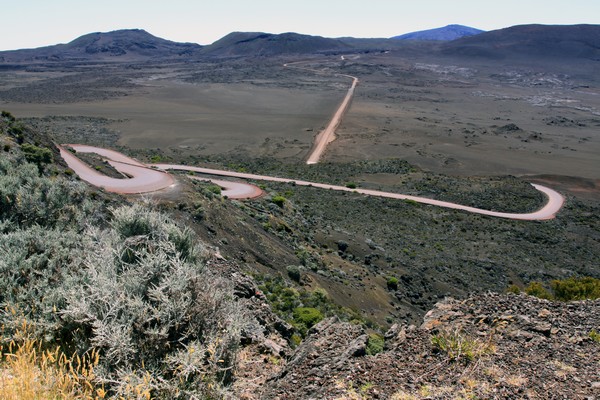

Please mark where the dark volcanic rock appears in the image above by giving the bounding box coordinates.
[260,293,600,399]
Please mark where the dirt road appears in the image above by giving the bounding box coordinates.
[60,144,564,220]
[283,62,358,164]
[306,75,358,164]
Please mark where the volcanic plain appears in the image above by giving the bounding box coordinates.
[1,28,599,324]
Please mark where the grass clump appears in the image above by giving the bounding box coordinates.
[431,329,493,363]
[0,322,104,400]
[589,329,600,343]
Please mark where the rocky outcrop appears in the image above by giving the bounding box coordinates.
[259,292,599,399]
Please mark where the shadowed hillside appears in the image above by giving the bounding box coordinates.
[442,24,600,60]
[0,29,202,62]
[201,31,352,56]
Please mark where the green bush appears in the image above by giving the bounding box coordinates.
[271,195,286,207]
[523,277,600,301]
[506,284,521,294]
[287,265,301,282]
[551,277,600,301]
[524,282,552,300]
[206,184,222,195]
[387,277,399,291]
[21,143,53,171]
[366,333,385,355]
[293,307,323,329]
[589,330,600,343]
[336,240,349,252]
[345,182,357,189]
[1,110,15,122]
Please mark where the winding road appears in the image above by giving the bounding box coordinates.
[57,59,565,220]
[59,144,564,220]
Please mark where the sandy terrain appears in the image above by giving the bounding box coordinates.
[4,79,342,159]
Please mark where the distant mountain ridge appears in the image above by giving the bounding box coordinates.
[392,24,484,41]
[0,24,598,63]
[441,24,600,60]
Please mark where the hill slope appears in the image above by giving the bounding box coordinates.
[392,24,484,41]
[442,24,600,60]
[201,32,352,56]
[0,29,202,63]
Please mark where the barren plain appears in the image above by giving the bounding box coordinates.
[1,49,599,323]
[3,54,599,183]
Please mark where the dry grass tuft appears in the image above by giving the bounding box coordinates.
[0,322,104,400]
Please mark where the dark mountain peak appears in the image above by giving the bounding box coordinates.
[64,28,201,57]
[442,24,600,60]
[392,24,484,41]
[203,31,351,57]
[0,29,202,63]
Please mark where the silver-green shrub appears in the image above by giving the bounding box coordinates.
[0,141,249,397]
[60,205,247,397]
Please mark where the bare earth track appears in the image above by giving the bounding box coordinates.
[284,62,359,164]
[60,144,564,220]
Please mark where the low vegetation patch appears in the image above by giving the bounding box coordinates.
[589,329,600,343]
[431,329,494,363]
[256,275,370,337]
[513,277,600,301]
[0,323,103,400]
[366,333,385,355]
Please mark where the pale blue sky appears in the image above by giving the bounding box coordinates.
[1,0,598,50]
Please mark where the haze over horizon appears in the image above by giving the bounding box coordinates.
[1,0,599,51]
